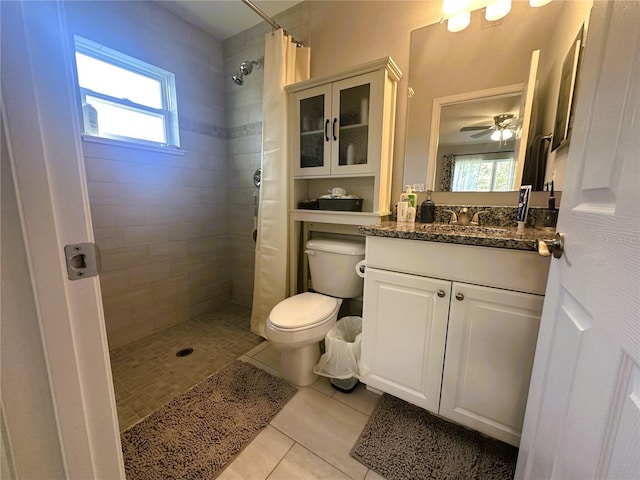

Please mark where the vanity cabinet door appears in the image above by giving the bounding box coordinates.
[440,282,544,447]
[361,267,451,413]
[291,84,332,176]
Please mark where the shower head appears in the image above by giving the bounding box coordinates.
[240,60,261,75]
[232,59,262,86]
[232,74,244,86]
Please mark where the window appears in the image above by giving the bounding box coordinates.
[74,36,180,147]
[451,153,516,192]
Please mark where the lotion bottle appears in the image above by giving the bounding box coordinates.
[407,206,416,223]
[400,185,417,208]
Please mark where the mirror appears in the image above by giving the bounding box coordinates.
[403,0,593,193]
[431,85,524,192]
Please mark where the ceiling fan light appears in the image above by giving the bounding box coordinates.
[491,130,502,141]
[529,0,551,7]
[502,128,513,140]
[443,0,471,16]
[485,0,511,21]
[447,11,470,32]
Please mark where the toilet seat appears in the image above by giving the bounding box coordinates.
[268,292,340,332]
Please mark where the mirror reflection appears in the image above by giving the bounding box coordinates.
[403,0,593,193]
[435,88,521,192]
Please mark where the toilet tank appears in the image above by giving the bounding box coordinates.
[305,239,365,298]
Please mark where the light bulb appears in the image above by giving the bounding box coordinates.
[447,11,470,32]
[443,0,471,16]
[502,129,513,140]
[491,130,502,141]
[486,0,511,21]
[529,0,551,6]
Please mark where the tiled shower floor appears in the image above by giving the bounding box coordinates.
[109,304,386,479]
[109,303,263,430]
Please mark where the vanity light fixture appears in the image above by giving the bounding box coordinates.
[442,0,471,16]
[447,11,471,32]
[443,0,472,32]
[529,0,552,7]
[485,0,512,21]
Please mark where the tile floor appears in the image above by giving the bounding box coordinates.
[109,304,386,479]
[109,304,263,430]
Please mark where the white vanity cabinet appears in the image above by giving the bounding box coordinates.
[361,236,550,446]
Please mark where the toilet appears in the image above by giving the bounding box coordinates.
[265,238,365,386]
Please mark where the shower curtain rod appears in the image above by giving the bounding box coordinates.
[240,0,304,46]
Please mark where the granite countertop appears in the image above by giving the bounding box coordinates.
[359,221,557,252]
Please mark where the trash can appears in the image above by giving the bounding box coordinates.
[313,316,364,393]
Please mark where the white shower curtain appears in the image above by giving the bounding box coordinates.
[251,29,310,336]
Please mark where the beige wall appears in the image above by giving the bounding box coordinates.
[66,1,231,348]
[538,0,593,189]
[306,1,438,202]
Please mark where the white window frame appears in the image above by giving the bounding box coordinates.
[74,35,180,148]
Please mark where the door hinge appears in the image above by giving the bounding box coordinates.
[64,243,101,280]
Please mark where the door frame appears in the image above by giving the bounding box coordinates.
[2,1,124,477]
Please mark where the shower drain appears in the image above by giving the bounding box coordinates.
[175,348,194,357]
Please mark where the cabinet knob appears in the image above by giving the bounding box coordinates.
[437,290,446,298]
[455,293,464,301]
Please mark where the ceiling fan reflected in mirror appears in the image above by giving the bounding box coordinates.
[460,113,518,141]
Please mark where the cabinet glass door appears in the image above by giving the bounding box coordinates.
[331,71,380,175]
[338,83,370,167]
[292,85,331,176]
[299,94,327,170]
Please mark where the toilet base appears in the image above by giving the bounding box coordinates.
[279,343,321,386]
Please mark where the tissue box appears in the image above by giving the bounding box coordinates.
[318,198,363,212]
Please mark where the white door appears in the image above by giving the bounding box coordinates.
[2,2,124,478]
[516,2,640,479]
[361,267,451,412]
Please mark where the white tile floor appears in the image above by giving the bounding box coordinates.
[220,341,386,480]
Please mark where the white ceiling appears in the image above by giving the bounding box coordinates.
[160,1,302,41]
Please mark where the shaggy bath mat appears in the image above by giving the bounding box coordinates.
[351,394,518,480]
[121,360,297,479]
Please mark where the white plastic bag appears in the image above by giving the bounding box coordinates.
[313,316,366,379]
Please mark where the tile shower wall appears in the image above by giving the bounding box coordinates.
[222,4,309,308]
[66,2,230,349]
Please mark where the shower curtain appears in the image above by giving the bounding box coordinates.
[251,29,310,336]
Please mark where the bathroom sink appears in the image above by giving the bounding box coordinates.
[418,224,509,235]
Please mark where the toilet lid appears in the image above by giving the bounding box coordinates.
[269,292,340,329]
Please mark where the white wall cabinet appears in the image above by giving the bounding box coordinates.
[291,71,382,177]
[286,57,400,217]
[361,236,550,446]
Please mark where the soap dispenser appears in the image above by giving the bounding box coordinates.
[420,190,436,223]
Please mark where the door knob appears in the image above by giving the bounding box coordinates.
[455,293,464,301]
[437,290,446,298]
[538,232,565,259]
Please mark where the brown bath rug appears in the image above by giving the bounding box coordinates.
[351,394,518,480]
[121,360,297,479]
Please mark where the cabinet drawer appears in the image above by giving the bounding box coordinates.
[365,236,550,295]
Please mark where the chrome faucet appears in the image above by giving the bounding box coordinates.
[444,208,491,226]
[444,207,471,226]
[471,210,490,226]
